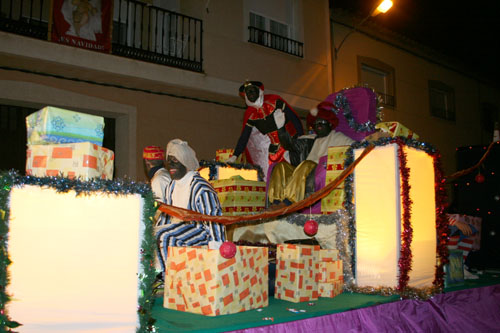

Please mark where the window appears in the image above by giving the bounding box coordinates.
[480,103,498,137]
[358,56,395,107]
[428,80,455,121]
[245,0,303,57]
[250,12,266,31]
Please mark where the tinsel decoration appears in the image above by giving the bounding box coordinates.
[0,171,21,331]
[0,170,157,333]
[285,210,346,226]
[334,91,378,133]
[397,142,413,293]
[432,152,449,293]
[199,160,265,182]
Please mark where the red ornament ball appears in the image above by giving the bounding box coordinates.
[219,241,237,259]
[304,219,319,236]
[475,173,485,183]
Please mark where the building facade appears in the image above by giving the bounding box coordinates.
[331,9,500,177]
[2,1,499,182]
[1,0,332,179]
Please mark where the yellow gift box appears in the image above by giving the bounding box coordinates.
[319,260,343,283]
[275,244,320,303]
[211,176,266,216]
[321,146,349,214]
[215,149,246,164]
[324,145,349,189]
[26,142,114,180]
[164,245,268,316]
[318,280,343,298]
[321,188,345,214]
[375,122,419,140]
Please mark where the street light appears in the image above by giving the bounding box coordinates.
[333,0,393,59]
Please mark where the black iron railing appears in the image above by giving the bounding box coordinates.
[0,0,203,72]
[112,0,202,72]
[0,0,48,40]
[248,26,303,58]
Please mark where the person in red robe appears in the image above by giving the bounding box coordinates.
[228,81,304,176]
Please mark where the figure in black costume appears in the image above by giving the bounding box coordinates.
[227,81,304,172]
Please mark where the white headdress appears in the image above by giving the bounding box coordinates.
[166,139,199,171]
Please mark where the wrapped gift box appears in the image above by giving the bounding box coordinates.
[318,280,343,298]
[324,145,349,188]
[353,143,436,289]
[26,142,114,180]
[321,146,349,214]
[319,260,343,283]
[447,213,481,251]
[275,244,320,303]
[320,189,345,214]
[215,149,246,164]
[199,164,260,182]
[26,106,104,146]
[210,176,266,216]
[375,122,419,140]
[164,245,268,316]
[319,249,339,262]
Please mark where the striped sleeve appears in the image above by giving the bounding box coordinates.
[189,174,225,242]
[189,174,222,216]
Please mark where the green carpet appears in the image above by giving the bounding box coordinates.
[152,272,500,332]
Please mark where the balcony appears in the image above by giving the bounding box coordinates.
[0,0,203,72]
[248,26,303,58]
[377,92,396,108]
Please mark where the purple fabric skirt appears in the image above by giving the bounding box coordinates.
[233,285,500,332]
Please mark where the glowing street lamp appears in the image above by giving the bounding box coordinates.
[372,0,393,16]
[334,0,394,59]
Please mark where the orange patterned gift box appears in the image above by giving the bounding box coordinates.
[319,260,343,283]
[275,244,320,303]
[319,249,339,262]
[164,245,268,316]
[26,142,114,180]
[318,280,343,298]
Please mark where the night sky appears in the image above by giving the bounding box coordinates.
[332,0,500,83]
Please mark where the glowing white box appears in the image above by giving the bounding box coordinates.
[7,185,143,332]
[354,143,436,289]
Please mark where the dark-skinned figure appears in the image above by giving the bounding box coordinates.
[155,139,226,275]
[143,145,171,211]
[268,101,354,206]
[227,81,304,179]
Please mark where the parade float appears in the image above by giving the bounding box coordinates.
[1,86,498,332]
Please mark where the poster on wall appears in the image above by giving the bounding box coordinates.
[49,0,113,53]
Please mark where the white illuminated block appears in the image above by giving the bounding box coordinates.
[7,185,143,332]
[354,144,436,289]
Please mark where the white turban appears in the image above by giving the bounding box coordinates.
[166,139,199,171]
